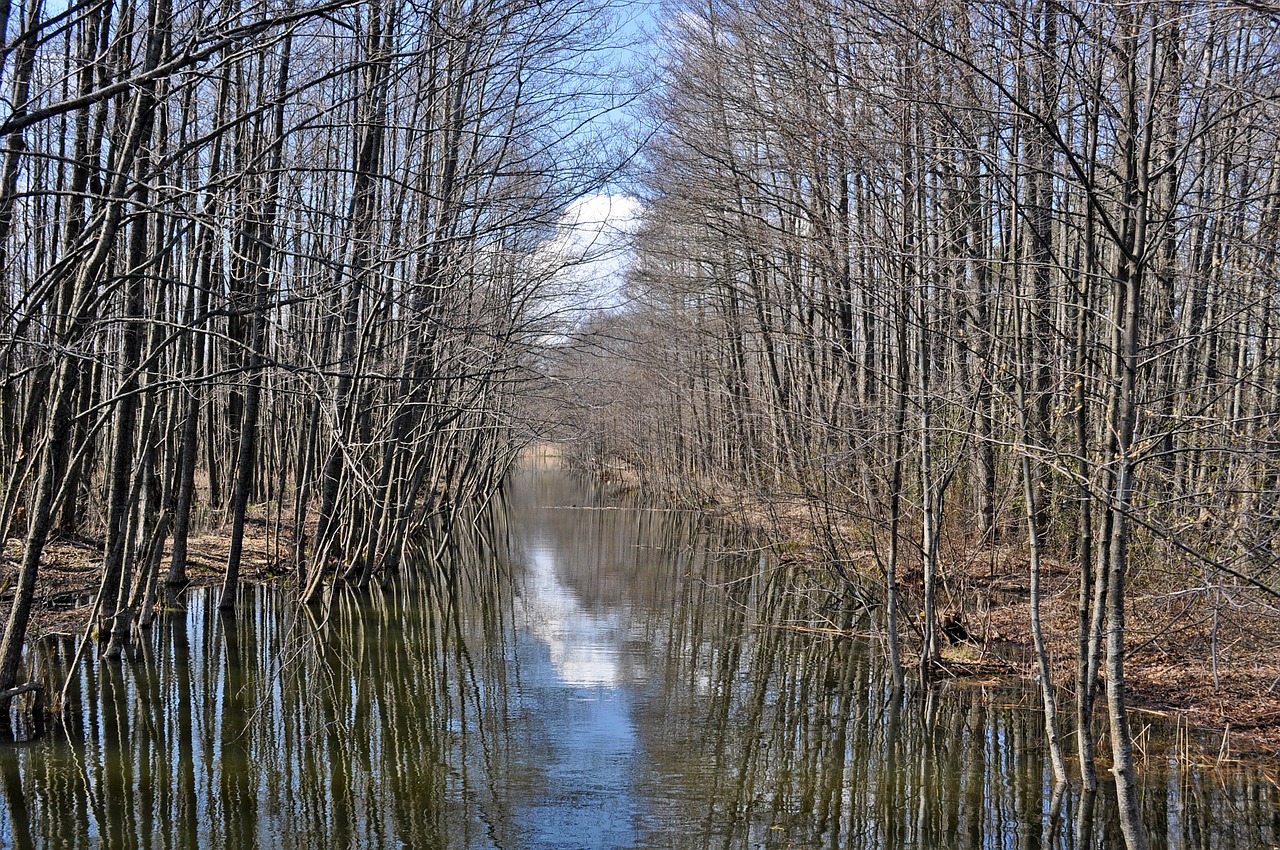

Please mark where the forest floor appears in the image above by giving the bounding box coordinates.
[0,511,290,641]
[703,489,1280,762]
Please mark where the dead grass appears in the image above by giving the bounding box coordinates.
[702,486,1280,759]
[1,511,293,641]
[967,554,1280,757]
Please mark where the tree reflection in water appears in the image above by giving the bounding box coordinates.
[0,467,1276,848]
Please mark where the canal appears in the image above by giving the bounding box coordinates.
[0,463,1276,848]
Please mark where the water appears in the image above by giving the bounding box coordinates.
[0,466,1277,848]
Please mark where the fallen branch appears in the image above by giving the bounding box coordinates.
[0,681,41,700]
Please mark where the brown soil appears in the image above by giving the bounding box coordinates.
[701,487,1280,762]
[1,519,292,641]
[974,555,1280,759]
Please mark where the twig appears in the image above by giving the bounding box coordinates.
[0,681,40,700]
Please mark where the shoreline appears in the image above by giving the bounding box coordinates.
[692,486,1280,761]
[2,523,292,643]
[6,468,1279,764]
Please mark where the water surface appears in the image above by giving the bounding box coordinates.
[1,467,1276,848]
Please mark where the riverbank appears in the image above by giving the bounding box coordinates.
[695,487,1280,760]
[7,464,1280,763]
[1,514,290,641]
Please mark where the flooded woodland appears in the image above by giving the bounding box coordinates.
[1,466,1276,848]
[2,0,1280,846]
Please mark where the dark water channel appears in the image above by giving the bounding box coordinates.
[1,466,1277,848]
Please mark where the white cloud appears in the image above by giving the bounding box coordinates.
[541,193,644,322]
[516,546,622,687]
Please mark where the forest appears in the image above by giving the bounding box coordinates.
[0,0,1278,846]
[558,0,1280,844]
[0,0,630,689]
